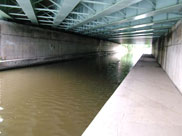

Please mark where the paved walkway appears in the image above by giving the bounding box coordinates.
[82,55,182,136]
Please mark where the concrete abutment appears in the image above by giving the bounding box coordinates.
[0,20,119,70]
[152,20,182,93]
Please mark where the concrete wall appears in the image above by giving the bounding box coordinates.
[0,20,119,69]
[152,20,182,93]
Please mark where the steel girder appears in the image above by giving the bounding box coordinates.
[16,0,38,24]
[53,0,81,26]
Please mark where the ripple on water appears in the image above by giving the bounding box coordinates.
[0,54,134,136]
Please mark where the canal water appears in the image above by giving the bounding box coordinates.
[0,53,135,136]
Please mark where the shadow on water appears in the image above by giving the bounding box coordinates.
[0,53,134,136]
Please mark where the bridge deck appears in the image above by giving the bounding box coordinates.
[82,54,182,136]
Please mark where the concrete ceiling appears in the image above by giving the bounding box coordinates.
[0,0,182,43]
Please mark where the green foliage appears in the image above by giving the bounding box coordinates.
[121,43,151,53]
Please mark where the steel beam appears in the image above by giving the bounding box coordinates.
[67,0,143,29]
[109,36,159,40]
[9,13,26,16]
[86,17,180,35]
[111,29,168,36]
[15,18,30,21]
[0,4,20,8]
[53,0,81,26]
[94,26,170,38]
[110,30,167,37]
[16,0,38,24]
[0,10,12,19]
[82,0,110,5]
[35,8,57,13]
[82,3,182,32]
[110,33,157,38]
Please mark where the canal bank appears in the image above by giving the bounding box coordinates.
[82,54,182,136]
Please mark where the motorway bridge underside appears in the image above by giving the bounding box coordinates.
[0,0,182,43]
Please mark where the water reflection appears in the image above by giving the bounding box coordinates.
[0,53,134,136]
[0,79,3,135]
[0,117,3,123]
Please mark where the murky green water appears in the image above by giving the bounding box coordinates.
[0,53,134,136]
